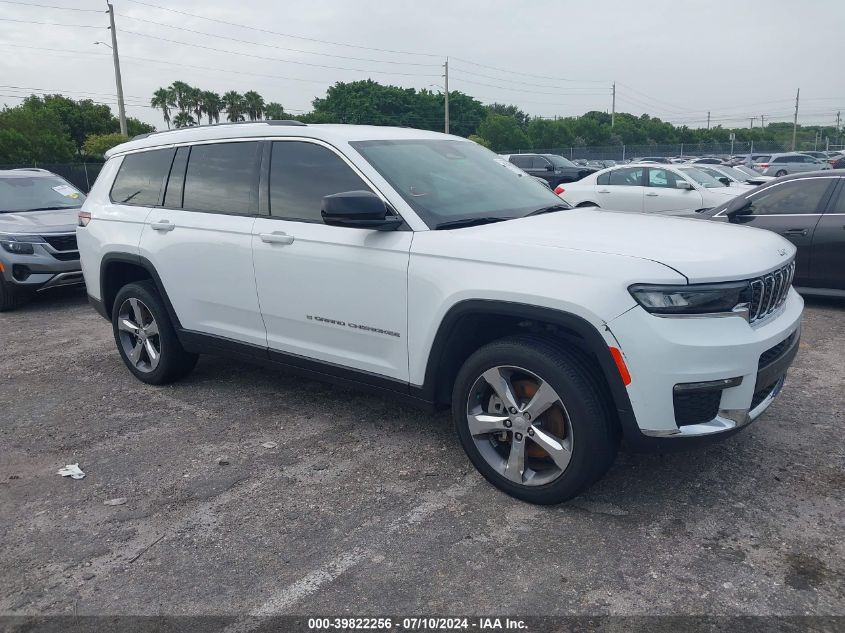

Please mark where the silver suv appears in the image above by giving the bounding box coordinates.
[0,169,86,311]
[756,152,831,177]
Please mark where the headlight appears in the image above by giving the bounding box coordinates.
[0,234,44,255]
[629,282,750,316]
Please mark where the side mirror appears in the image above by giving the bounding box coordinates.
[675,181,694,190]
[321,191,403,231]
[718,177,731,186]
[545,164,555,172]
[726,198,752,219]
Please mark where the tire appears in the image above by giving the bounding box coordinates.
[452,335,617,505]
[576,202,599,208]
[111,280,198,385]
[775,170,787,177]
[0,278,28,312]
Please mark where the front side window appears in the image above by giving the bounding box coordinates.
[544,155,576,168]
[269,141,373,222]
[607,167,644,186]
[182,142,259,215]
[647,168,683,188]
[110,148,175,206]
[747,179,831,215]
[350,139,564,227]
[679,167,725,188]
[1,175,85,213]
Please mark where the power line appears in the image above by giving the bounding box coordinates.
[450,56,608,84]
[450,66,613,91]
[0,17,103,27]
[115,13,441,67]
[120,30,442,77]
[0,0,101,11]
[123,0,442,58]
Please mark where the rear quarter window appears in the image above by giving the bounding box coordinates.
[110,148,176,206]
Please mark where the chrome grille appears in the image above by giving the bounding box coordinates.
[749,261,794,323]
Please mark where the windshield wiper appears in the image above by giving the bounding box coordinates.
[435,216,513,230]
[19,206,80,212]
[524,204,570,217]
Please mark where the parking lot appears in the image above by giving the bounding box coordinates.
[1,288,843,621]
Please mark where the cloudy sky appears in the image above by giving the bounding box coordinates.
[1,0,843,131]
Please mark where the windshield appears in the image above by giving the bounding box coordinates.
[0,175,85,213]
[678,167,726,188]
[734,165,758,177]
[718,166,755,181]
[543,154,576,168]
[350,139,564,228]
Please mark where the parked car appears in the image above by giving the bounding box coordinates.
[556,163,743,213]
[629,156,672,164]
[78,121,802,504]
[692,171,845,295]
[733,165,777,184]
[693,165,767,188]
[829,155,845,169]
[501,153,596,188]
[740,153,772,167]
[755,152,831,177]
[0,169,86,310]
[800,151,829,161]
[686,157,725,165]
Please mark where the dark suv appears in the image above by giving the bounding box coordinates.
[503,153,596,187]
[0,169,85,310]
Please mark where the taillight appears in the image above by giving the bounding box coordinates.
[78,210,91,227]
[757,163,769,169]
[554,185,566,195]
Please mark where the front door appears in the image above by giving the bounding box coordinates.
[642,167,703,213]
[809,178,845,290]
[596,166,645,212]
[252,139,412,381]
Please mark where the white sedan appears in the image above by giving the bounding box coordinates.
[555,163,744,214]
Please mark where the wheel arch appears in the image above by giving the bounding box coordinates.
[417,300,636,435]
[99,253,181,328]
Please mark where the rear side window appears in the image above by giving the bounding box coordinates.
[110,148,175,206]
[269,141,372,223]
[510,155,531,169]
[608,167,643,186]
[596,172,610,186]
[182,142,260,215]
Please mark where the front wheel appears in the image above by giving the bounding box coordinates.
[775,169,787,177]
[112,280,198,384]
[452,336,617,504]
[0,278,28,312]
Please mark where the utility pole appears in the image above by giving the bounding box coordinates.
[611,82,616,128]
[706,111,710,130]
[443,57,449,135]
[791,88,800,151]
[106,2,127,136]
[836,111,841,133]
[749,117,754,129]
[760,114,765,129]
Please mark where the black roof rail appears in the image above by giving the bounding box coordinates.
[130,119,307,141]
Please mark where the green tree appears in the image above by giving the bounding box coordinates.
[83,133,128,158]
[187,87,204,126]
[202,91,222,124]
[150,87,174,129]
[24,95,116,153]
[486,103,530,128]
[173,111,195,128]
[127,118,155,137]
[527,118,574,150]
[222,91,245,122]
[264,102,286,120]
[467,134,491,148]
[243,91,265,121]
[476,114,531,152]
[0,103,75,163]
[169,81,193,114]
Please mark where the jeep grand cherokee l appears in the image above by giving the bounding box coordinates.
[77,122,803,504]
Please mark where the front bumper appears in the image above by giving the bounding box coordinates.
[1,243,82,292]
[608,288,803,450]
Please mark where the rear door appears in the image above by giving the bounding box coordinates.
[595,166,645,212]
[138,141,267,347]
[808,177,845,290]
[725,177,836,281]
[642,167,703,213]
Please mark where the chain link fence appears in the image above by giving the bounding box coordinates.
[1,162,104,192]
[503,141,844,161]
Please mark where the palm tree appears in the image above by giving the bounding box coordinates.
[264,102,286,120]
[243,90,265,121]
[222,91,245,122]
[169,81,193,114]
[173,111,195,128]
[187,87,204,126]
[150,87,174,129]
[202,91,222,124]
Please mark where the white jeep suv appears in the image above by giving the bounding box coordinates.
[77,122,803,504]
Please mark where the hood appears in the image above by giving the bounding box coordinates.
[456,208,795,283]
[0,208,80,235]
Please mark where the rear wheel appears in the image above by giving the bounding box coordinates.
[112,281,197,384]
[452,336,617,504]
[775,169,787,177]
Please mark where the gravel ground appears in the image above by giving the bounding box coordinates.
[1,287,843,624]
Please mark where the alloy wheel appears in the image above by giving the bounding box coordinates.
[466,365,574,486]
[117,297,161,373]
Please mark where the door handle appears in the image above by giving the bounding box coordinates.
[646,192,659,197]
[260,231,295,245]
[782,229,808,237]
[597,189,610,194]
[150,220,175,232]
